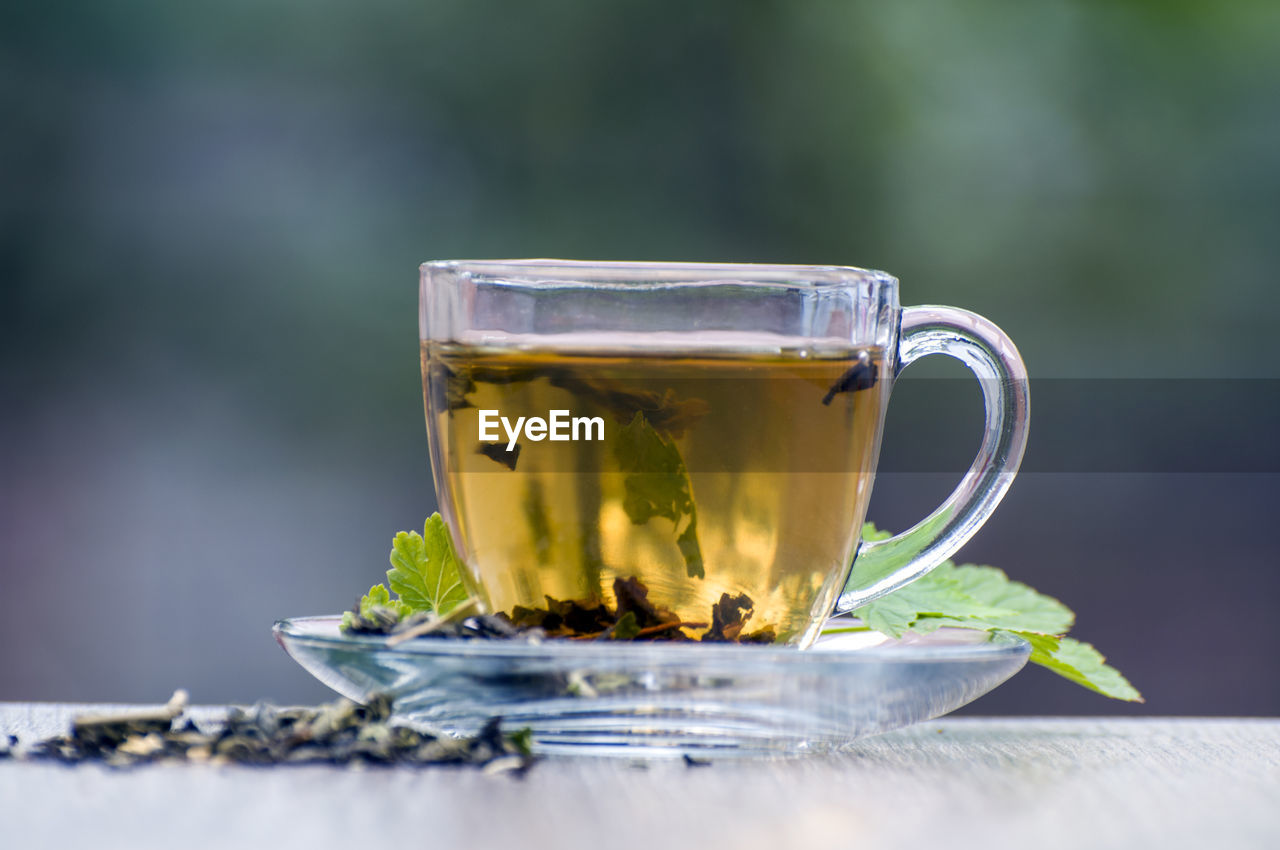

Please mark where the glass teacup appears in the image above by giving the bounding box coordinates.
[420,260,1028,647]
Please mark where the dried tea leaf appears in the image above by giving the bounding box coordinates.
[821,351,878,405]
[703,593,755,642]
[560,599,614,635]
[21,691,536,772]
[544,375,710,438]
[428,361,477,411]
[477,442,521,470]
[613,576,667,628]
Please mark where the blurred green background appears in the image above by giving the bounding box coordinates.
[3,1,1278,713]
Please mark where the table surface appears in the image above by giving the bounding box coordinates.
[2,704,1278,850]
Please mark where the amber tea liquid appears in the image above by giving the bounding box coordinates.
[422,336,887,646]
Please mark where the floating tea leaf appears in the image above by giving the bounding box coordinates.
[477,442,521,470]
[822,351,878,405]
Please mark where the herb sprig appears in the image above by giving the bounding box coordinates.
[341,514,468,633]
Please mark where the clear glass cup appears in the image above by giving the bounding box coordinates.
[419,260,1029,648]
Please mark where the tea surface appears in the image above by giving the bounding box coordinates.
[422,339,887,645]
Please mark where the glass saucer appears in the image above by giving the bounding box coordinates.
[273,616,1028,758]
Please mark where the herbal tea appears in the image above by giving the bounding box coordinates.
[422,336,887,645]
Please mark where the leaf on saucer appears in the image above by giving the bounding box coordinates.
[1008,632,1144,702]
[852,561,1053,638]
[387,514,470,616]
[845,523,1138,701]
[362,584,410,618]
[852,557,1073,638]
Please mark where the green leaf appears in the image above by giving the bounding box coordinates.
[386,513,470,616]
[507,727,535,757]
[1010,632,1144,702]
[860,522,893,543]
[610,611,641,640]
[358,583,409,619]
[937,563,1074,634]
[614,412,704,578]
[341,584,411,631]
[842,522,1139,701]
[852,560,1069,638]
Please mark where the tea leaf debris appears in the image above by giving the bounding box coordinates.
[14,691,535,771]
[346,575,774,644]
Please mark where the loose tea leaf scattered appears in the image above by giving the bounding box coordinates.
[843,523,1142,701]
[12,690,535,772]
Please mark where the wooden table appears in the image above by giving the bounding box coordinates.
[2,705,1277,849]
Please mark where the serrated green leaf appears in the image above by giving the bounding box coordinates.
[852,550,1074,638]
[386,514,470,615]
[852,561,1032,637]
[844,523,1138,701]
[358,583,409,620]
[942,563,1074,634]
[1010,632,1144,702]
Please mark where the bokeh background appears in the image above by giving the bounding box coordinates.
[3,1,1278,715]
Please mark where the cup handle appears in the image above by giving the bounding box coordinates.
[833,305,1030,613]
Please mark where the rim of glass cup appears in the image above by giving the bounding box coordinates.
[420,258,899,290]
